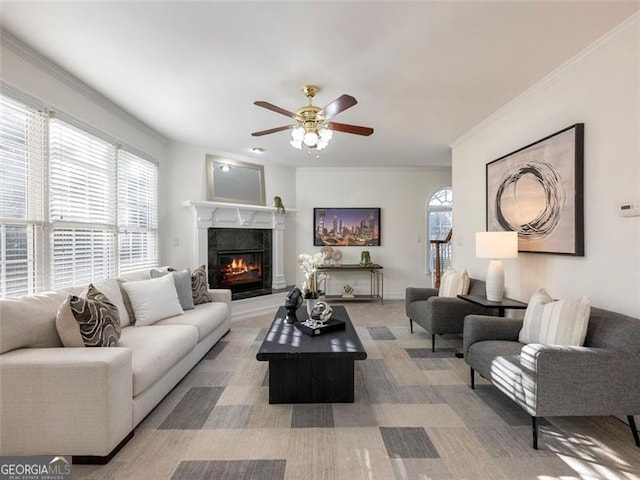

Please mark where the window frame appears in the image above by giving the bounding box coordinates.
[427,187,453,274]
[0,87,159,297]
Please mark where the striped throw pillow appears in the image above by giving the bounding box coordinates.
[191,265,213,305]
[518,288,591,346]
[438,268,470,297]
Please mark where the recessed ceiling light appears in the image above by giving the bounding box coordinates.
[220,164,231,172]
[251,147,265,154]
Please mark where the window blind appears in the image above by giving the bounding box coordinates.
[117,149,159,274]
[0,95,46,296]
[0,91,160,297]
[49,117,117,288]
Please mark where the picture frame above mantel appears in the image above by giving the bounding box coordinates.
[486,123,584,256]
[206,155,266,206]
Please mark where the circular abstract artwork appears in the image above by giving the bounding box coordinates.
[495,161,564,240]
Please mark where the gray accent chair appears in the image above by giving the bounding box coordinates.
[463,307,640,449]
[405,278,495,351]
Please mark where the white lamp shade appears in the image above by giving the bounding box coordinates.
[475,231,518,259]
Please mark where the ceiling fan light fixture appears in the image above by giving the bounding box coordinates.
[291,127,305,141]
[303,131,319,147]
[253,85,373,153]
[319,127,333,141]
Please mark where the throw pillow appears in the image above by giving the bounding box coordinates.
[191,265,212,305]
[518,288,591,346]
[92,278,130,327]
[150,268,195,311]
[438,268,470,297]
[56,284,121,347]
[122,274,184,326]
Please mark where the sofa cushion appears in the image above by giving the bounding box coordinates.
[155,302,229,341]
[56,284,121,347]
[117,324,199,396]
[191,265,212,305]
[122,275,184,326]
[467,340,524,381]
[150,269,195,311]
[439,268,470,297]
[0,291,67,354]
[519,288,591,346]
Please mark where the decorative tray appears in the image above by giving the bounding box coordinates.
[295,318,346,336]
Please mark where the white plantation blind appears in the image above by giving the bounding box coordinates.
[117,149,158,273]
[0,95,46,296]
[49,117,117,288]
[49,117,116,224]
[0,91,159,297]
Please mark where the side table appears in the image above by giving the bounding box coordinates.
[454,294,528,358]
[457,294,528,317]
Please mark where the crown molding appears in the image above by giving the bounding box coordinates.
[450,12,639,149]
[1,29,168,145]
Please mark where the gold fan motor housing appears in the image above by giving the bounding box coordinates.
[296,85,324,133]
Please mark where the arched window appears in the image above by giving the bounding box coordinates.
[427,187,453,273]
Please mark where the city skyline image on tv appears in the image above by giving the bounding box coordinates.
[313,208,380,246]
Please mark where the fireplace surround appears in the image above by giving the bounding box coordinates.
[184,200,289,298]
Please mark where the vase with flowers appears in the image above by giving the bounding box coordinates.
[298,252,329,317]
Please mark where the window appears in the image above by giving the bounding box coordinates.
[0,92,158,297]
[49,117,117,288]
[117,149,158,274]
[0,95,46,296]
[427,187,453,273]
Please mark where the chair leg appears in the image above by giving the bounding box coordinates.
[470,368,475,389]
[431,333,435,353]
[409,318,413,334]
[628,416,640,447]
[532,416,539,450]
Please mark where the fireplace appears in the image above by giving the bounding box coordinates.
[218,251,263,290]
[208,228,272,296]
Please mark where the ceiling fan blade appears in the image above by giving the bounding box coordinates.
[254,101,297,119]
[251,125,294,136]
[328,122,374,136]
[318,94,357,120]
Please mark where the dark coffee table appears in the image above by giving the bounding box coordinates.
[256,305,367,404]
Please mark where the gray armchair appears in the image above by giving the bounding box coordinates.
[463,307,640,449]
[405,278,493,351]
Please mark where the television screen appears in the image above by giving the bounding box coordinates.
[313,208,380,246]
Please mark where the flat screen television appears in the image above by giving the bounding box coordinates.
[313,208,380,246]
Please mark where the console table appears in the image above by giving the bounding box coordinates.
[318,264,383,304]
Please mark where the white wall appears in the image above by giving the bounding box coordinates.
[0,38,167,162]
[451,16,639,317]
[295,167,452,299]
[161,142,298,283]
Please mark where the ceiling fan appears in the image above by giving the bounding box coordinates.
[251,85,374,151]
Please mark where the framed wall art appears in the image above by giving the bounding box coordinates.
[486,123,584,255]
[313,208,380,246]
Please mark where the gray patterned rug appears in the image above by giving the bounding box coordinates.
[74,301,640,480]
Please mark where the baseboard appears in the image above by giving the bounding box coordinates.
[72,430,134,465]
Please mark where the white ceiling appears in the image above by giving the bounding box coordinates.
[1,2,637,167]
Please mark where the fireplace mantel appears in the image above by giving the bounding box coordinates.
[184,200,294,290]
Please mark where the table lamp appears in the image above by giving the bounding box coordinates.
[475,231,518,302]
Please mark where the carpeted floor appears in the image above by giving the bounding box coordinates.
[74,301,640,480]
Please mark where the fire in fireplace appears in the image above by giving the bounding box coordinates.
[222,255,262,285]
[217,251,264,290]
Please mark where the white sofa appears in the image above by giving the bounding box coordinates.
[0,269,231,463]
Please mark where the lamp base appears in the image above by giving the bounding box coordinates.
[486,259,505,302]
